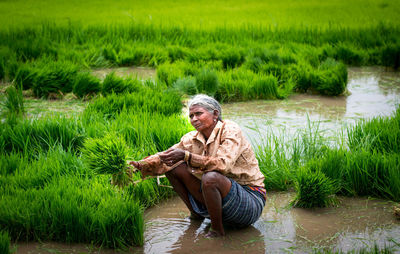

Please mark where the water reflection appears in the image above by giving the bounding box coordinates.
[142,196,265,254]
[140,192,400,253]
[223,67,400,143]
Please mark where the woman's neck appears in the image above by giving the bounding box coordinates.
[201,121,218,140]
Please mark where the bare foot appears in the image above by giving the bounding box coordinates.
[188,212,204,221]
[205,228,224,238]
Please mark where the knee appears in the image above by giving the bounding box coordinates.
[201,171,220,189]
[165,162,188,179]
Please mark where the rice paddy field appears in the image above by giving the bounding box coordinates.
[1,0,400,253]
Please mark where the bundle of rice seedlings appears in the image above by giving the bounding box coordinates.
[292,168,338,208]
[82,134,132,187]
[72,72,102,99]
[1,85,25,125]
[0,231,10,254]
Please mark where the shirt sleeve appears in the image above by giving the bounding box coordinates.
[189,124,243,174]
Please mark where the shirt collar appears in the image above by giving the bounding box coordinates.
[193,120,223,145]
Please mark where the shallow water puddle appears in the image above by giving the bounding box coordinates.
[135,193,400,253]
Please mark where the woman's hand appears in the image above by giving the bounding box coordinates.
[159,148,185,166]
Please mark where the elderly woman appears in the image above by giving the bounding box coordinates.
[130,94,265,237]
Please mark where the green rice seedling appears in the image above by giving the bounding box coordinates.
[292,167,338,208]
[32,60,78,98]
[72,72,102,98]
[0,114,85,156]
[12,38,57,62]
[0,177,144,247]
[0,231,10,254]
[166,45,189,62]
[85,89,182,117]
[249,74,279,100]
[82,133,132,187]
[0,152,26,176]
[0,57,5,81]
[344,151,400,200]
[102,44,119,65]
[195,67,218,96]
[217,47,245,69]
[101,72,142,95]
[347,108,400,154]
[381,43,400,69]
[305,149,349,194]
[13,63,37,90]
[156,62,185,87]
[255,133,296,191]
[171,76,197,95]
[1,85,25,125]
[313,58,347,96]
[2,85,25,116]
[10,146,91,190]
[332,43,366,66]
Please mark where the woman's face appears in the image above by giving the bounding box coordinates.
[189,105,217,134]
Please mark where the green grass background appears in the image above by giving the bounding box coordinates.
[1,0,400,29]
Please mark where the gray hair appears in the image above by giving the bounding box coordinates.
[188,94,222,121]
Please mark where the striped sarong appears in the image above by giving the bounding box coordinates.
[188,178,265,227]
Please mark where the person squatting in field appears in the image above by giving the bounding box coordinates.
[129,94,266,237]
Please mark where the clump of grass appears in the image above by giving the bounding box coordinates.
[14,64,37,90]
[32,60,78,98]
[381,43,400,70]
[0,231,10,254]
[101,72,142,95]
[73,72,102,99]
[82,133,132,187]
[348,108,400,154]
[85,89,182,118]
[195,68,218,96]
[1,85,25,125]
[0,152,26,176]
[0,58,5,81]
[0,177,144,247]
[0,115,85,156]
[292,168,338,208]
[172,76,197,95]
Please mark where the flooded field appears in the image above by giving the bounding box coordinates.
[16,194,400,254]
[223,67,400,142]
[12,67,400,253]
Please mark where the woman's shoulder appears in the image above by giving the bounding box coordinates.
[222,120,242,133]
[181,130,198,141]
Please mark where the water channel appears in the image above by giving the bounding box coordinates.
[15,67,400,253]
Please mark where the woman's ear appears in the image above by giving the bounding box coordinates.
[213,110,219,121]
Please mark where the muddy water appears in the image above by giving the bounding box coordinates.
[135,193,400,253]
[14,193,400,253]
[222,67,400,142]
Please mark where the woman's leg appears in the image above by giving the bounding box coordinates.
[201,171,232,236]
[165,163,204,215]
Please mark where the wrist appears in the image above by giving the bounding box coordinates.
[184,151,190,162]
